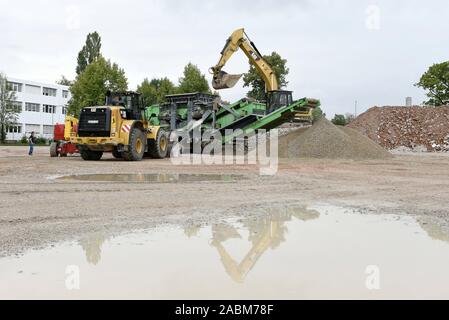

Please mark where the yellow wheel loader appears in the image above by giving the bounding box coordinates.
[71,91,168,161]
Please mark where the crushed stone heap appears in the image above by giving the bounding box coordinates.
[278,118,392,160]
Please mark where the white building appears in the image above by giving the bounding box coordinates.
[5,77,71,141]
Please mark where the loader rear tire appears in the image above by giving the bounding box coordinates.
[80,149,103,161]
[50,142,59,157]
[148,129,168,159]
[123,128,146,161]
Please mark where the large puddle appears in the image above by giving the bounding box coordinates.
[57,173,245,183]
[1,206,449,299]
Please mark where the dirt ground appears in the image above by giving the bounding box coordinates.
[1,145,449,257]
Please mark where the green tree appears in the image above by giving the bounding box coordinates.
[76,31,102,75]
[0,73,19,143]
[68,56,128,116]
[415,61,449,106]
[312,106,324,122]
[331,114,347,126]
[137,77,176,105]
[57,75,73,86]
[178,63,211,94]
[242,51,289,101]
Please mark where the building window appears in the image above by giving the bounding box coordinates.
[43,87,57,97]
[7,82,23,92]
[62,107,68,115]
[7,125,22,133]
[62,90,69,99]
[25,102,40,112]
[8,101,22,112]
[25,84,41,95]
[43,104,56,113]
[43,125,54,135]
[25,124,40,134]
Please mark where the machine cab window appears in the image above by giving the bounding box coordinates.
[105,91,144,120]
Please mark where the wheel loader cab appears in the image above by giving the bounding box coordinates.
[105,91,144,120]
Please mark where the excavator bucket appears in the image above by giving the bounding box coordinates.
[212,71,242,90]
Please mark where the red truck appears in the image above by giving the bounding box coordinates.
[50,116,79,157]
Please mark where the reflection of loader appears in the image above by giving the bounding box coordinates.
[210,207,320,283]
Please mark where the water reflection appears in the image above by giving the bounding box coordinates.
[74,207,449,288]
[184,225,202,238]
[418,217,449,244]
[210,207,320,283]
[76,206,320,282]
[4,206,449,299]
[78,234,107,265]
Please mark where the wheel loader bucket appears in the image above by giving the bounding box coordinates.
[212,71,242,90]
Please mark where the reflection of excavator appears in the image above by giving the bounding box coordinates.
[210,207,320,283]
[210,28,314,121]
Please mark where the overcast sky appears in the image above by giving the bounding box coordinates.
[1,0,448,116]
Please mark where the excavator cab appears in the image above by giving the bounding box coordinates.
[266,90,293,114]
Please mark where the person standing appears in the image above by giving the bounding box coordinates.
[28,131,35,156]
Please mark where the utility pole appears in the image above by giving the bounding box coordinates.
[354,100,358,118]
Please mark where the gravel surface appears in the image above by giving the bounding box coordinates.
[279,118,392,160]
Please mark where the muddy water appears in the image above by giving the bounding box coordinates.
[1,206,449,299]
[56,173,245,183]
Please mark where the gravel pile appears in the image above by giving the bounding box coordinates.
[278,118,392,160]
[348,106,449,151]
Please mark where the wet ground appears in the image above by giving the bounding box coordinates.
[1,205,449,299]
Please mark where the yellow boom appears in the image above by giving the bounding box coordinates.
[210,28,279,92]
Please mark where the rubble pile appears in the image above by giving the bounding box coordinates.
[348,106,449,152]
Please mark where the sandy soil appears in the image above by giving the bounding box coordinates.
[1,146,449,257]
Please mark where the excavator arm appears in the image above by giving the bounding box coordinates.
[210,28,279,92]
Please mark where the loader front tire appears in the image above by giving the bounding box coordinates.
[123,128,146,161]
[148,129,168,159]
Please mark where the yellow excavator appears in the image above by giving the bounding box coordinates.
[210,28,313,122]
